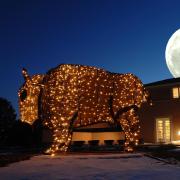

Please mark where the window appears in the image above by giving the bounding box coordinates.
[156,118,171,143]
[172,87,180,98]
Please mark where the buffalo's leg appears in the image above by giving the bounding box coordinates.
[119,108,140,152]
[46,124,72,155]
[46,112,78,155]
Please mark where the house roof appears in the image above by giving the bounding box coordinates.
[145,77,180,87]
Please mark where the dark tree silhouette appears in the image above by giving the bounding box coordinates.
[0,97,16,144]
[8,120,33,146]
[32,119,43,146]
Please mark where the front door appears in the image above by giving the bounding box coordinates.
[156,118,171,143]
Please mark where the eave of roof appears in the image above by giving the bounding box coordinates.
[145,77,180,87]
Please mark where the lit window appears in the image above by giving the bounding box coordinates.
[172,87,180,98]
[156,118,171,143]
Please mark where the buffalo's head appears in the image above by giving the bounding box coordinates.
[18,68,44,125]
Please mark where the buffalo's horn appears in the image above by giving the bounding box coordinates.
[22,68,30,80]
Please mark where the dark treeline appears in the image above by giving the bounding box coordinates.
[0,97,43,147]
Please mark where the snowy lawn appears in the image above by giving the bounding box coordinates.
[0,153,180,180]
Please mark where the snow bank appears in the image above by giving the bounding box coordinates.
[0,153,180,179]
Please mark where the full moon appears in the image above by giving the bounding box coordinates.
[165,29,180,78]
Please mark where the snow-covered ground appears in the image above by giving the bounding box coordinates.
[0,153,180,180]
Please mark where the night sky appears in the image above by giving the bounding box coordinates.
[0,0,180,114]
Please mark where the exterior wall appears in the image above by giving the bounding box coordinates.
[42,129,125,144]
[72,132,125,142]
[139,83,180,143]
[139,104,155,143]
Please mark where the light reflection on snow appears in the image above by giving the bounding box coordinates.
[0,153,180,179]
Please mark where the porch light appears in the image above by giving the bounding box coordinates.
[177,131,180,136]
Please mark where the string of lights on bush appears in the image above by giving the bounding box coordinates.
[19,64,148,155]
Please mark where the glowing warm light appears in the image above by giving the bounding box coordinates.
[178,131,180,136]
[18,64,149,155]
[172,87,179,98]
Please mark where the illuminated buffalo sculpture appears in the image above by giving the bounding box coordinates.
[19,64,148,155]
